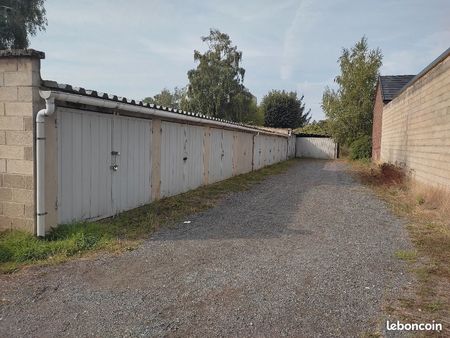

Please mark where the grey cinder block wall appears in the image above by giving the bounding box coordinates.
[380,49,450,189]
[0,50,44,232]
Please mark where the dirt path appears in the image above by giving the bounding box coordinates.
[0,160,412,337]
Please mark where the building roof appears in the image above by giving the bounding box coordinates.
[379,75,415,102]
[295,133,331,138]
[41,80,287,136]
[0,49,45,58]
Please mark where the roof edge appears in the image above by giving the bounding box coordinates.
[378,74,415,102]
[0,49,45,59]
[39,85,289,137]
[295,133,331,138]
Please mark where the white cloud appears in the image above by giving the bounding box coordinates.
[296,79,334,121]
[381,29,450,75]
[280,0,317,80]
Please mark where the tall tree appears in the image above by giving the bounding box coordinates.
[296,120,330,136]
[143,87,188,110]
[0,0,47,49]
[227,89,259,123]
[262,90,311,129]
[322,36,382,145]
[186,29,246,120]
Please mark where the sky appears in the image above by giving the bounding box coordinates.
[32,0,450,121]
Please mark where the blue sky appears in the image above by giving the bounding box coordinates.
[32,0,450,121]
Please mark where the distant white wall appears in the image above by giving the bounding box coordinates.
[295,137,337,159]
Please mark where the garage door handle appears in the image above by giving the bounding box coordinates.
[110,164,119,171]
[111,151,120,156]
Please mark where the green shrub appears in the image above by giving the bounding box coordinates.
[349,135,372,160]
[261,90,310,128]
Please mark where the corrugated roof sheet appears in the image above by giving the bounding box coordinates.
[379,75,415,102]
[41,80,251,128]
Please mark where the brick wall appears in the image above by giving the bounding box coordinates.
[0,50,44,232]
[380,53,450,189]
[371,84,384,161]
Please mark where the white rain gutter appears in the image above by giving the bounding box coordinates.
[35,92,55,237]
[35,90,287,236]
[39,90,288,137]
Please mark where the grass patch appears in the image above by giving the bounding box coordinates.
[394,250,418,262]
[0,159,296,273]
[349,159,450,334]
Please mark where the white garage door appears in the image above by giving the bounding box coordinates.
[295,137,337,159]
[57,109,152,224]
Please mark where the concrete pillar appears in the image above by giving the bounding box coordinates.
[0,49,45,232]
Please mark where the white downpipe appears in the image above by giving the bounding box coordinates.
[36,94,55,237]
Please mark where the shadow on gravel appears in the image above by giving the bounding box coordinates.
[0,159,413,338]
[150,159,354,242]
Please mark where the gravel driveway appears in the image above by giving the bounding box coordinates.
[0,159,412,337]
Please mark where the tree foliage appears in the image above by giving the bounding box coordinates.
[322,37,382,146]
[143,87,188,110]
[227,88,264,124]
[296,119,330,135]
[261,90,310,129]
[349,135,372,160]
[186,29,249,120]
[0,0,47,49]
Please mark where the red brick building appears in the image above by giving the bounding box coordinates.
[372,75,414,161]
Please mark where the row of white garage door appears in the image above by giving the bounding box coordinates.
[57,109,291,224]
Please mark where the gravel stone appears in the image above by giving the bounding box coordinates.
[0,159,412,337]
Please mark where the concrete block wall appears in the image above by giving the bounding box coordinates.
[371,84,384,161]
[380,53,450,189]
[0,50,44,231]
[0,50,44,232]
